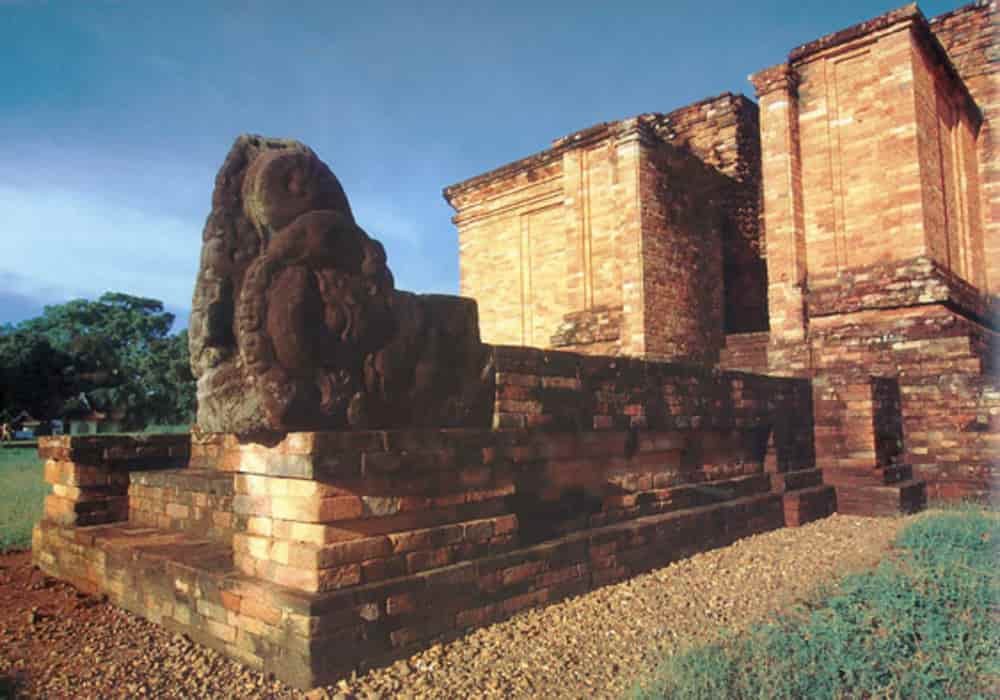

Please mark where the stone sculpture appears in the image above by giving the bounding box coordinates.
[190,135,492,435]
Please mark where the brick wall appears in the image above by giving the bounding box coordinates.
[228,432,518,592]
[38,435,189,527]
[446,125,630,350]
[751,3,996,350]
[488,345,815,470]
[902,372,999,501]
[449,155,565,347]
[130,469,236,544]
[447,93,764,359]
[807,255,997,325]
[639,135,725,363]
[219,344,817,594]
[213,431,790,689]
[751,64,808,349]
[931,1,999,294]
[807,302,995,499]
[550,305,623,355]
[719,332,770,374]
[812,375,902,472]
[798,22,929,276]
[748,3,997,504]
[33,483,787,689]
[911,18,986,289]
[33,341,825,688]
[638,95,767,332]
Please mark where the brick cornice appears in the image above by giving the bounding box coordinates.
[444,93,757,205]
[788,3,921,62]
[910,11,985,129]
[778,2,982,128]
[749,63,798,98]
[807,256,999,329]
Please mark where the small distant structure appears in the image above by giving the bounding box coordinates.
[61,393,124,435]
[9,410,41,439]
[64,408,122,436]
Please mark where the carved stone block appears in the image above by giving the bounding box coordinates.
[190,135,492,435]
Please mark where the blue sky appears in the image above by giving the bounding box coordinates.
[0,0,962,332]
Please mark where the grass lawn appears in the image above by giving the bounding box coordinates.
[633,506,999,700]
[0,447,47,552]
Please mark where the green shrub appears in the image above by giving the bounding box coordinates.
[634,509,999,700]
[0,448,48,551]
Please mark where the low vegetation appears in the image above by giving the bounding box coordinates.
[0,448,47,552]
[635,506,999,700]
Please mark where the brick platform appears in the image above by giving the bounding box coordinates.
[33,361,831,690]
[33,488,787,688]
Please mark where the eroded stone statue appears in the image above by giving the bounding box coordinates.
[190,135,493,435]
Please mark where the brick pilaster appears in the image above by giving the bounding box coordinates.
[752,64,810,374]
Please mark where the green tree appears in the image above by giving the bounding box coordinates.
[134,330,196,426]
[0,329,75,421]
[2,292,195,428]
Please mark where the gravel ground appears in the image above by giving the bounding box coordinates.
[1,513,914,699]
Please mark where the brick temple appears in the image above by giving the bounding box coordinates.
[446,1,997,507]
[33,2,996,690]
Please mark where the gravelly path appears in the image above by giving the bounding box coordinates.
[0,513,914,699]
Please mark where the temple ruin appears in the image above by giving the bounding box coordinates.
[32,2,996,690]
[446,0,997,507]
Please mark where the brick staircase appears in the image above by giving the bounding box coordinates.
[768,468,837,526]
[822,463,926,516]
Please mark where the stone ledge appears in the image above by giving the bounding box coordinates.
[783,485,837,527]
[33,489,788,689]
[807,256,998,329]
[834,480,927,518]
[38,433,191,468]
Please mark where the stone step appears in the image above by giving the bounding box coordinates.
[232,511,521,591]
[834,479,927,517]
[34,489,788,689]
[129,468,236,543]
[532,472,774,542]
[32,521,234,597]
[769,468,824,493]
[782,485,836,527]
[822,463,912,488]
[234,472,778,593]
[627,472,773,516]
[131,468,235,495]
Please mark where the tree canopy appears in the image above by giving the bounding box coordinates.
[0,292,195,429]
